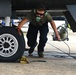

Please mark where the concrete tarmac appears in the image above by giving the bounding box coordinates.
[0,29,76,75]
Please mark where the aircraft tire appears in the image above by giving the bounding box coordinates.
[0,27,25,62]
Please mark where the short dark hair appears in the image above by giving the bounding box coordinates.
[36,5,46,11]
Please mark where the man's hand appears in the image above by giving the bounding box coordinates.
[16,27,22,36]
[57,35,61,41]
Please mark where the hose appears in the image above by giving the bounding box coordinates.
[47,41,76,59]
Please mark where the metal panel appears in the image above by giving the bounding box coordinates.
[66,5,76,21]
[12,0,76,10]
[0,0,11,17]
[64,11,76,32]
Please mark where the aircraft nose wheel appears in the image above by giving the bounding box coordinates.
[0,27,25,62]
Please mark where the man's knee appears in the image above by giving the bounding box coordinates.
[40,37,48,43]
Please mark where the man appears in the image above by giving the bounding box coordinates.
[17,5,60,57]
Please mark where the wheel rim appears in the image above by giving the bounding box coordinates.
[0,33,18,57]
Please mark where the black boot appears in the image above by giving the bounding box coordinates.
[38,46,44,57]
[38,51,44,58]
[28,42,37,56]
[29,47,34,56]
